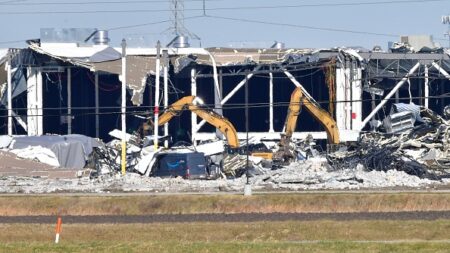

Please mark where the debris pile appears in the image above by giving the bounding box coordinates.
[330,106,450,180]
[1,103,450,193]
[1,160,447,194]
[1,135,99,169]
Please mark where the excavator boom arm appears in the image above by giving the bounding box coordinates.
[284,87,340,144]
[158,96,196,126]
[153,96,240,148]
[187,105,240,148]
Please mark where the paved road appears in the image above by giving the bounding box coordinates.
[0,211,449,224]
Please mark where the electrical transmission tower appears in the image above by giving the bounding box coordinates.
[443,14,450,48]
[168,0,200,47]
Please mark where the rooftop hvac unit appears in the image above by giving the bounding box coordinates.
[383,111,415,134]
[40,28,97,45]
[93,30,110,45]
[167,35,190,48]
[271,41,285,49]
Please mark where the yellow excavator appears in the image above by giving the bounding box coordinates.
[141,96,240,150]
[266,86,340,163]
[142,87,339,166]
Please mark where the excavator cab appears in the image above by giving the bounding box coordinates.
[268,87,340,165]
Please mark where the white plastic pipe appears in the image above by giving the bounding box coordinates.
[206,51,221,99]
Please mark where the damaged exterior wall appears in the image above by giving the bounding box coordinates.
[2,43,450,147]
[91,56,156,105]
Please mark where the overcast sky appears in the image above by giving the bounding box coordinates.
[0,0,449,50]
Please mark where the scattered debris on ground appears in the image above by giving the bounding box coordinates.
[0,160,448,194]
[1,103,450,193]
[329,105,450,181]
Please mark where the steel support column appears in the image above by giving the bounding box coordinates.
[94,72,99,138]
[154,41,161,150]
[6,57,12,135]
[163,50,169,148]
[191,68,197,144]
[215,68,223,139]
[195,66,260,131]
[67,68,72,134]
[269,72,274,133]
[431,61,450,80]
[120,39,127,176]
[424,65,429,108]
[26,67,43,136]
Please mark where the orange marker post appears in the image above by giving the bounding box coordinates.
[55,217,62,243]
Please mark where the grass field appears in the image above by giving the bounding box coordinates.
[2,241,450,253]
[0,193,449,252]
[0,192,448,216]
[0,221,449,253]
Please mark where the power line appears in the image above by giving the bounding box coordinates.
[0,0,221,5]
[0,9,173,15]
[0,16,203,43]
[108,19,173,31]
[0,0,27,3]
[2,93,450,115]
[206,0,450,10]
[108,15,203,33]
[0,39,28,45]
[206,15,399,38]
[0,0,448,15]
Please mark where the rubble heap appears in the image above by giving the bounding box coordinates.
[330,107,450,180]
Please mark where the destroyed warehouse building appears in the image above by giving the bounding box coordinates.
[0,29,450,185]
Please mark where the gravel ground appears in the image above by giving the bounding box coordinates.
[0,151,449,193]
[0,151,78,179]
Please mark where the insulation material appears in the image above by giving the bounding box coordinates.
[134,147,162,175]
[0,68,27,105]
[89,47,121,63]
[195,141,225,156]
[0,62,6,102]
[177,48,315,69]
[29,43,156,106]
[10,146,60,167]
[0,50,8,104]
[0,49,7,63]
[0,135,12,148]
[9,135,98,169]
[91,56,156,105]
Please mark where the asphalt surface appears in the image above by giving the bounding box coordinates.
[0,211,449,224]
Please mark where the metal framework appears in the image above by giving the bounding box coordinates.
[4,48,450,146]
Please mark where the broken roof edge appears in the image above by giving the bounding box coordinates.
[29,42,373,70]
[0,49,8,65]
